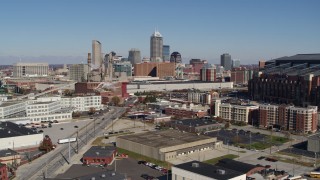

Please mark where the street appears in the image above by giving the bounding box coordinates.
[15,106,127,180]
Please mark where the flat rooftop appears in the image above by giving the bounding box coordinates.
[174,161,244,179]
[53,164,125,180]
[308,133,320,140]
[0,101,26,107]
[83,146,116,158]
[0,148,19,157]
[118,129,216,149]
[0,121,38,138]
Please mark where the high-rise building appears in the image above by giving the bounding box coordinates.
[232,59,240,68]
[92,40,102,68]
[220,53,232,71]
[13,62,48,77]
[128,49,141,64]
[69,64,89,82]
[150,30,163,62]
[170,52,182,63]
[162,45,170,62]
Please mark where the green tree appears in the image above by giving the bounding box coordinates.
[88,107,96,115]
[224,122,230,129]
[111,96,120,106]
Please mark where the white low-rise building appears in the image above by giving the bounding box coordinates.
[26,101,61,117]
[0,95,8,102]
[34,95,104,112]
[217,102,258,123]
[61,96,104,111]
[172,161,246,180]
[0,101,28,119]
[0,121,43,150]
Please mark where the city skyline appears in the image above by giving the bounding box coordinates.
[0,0,320,65]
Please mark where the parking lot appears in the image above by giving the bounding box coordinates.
[33,119,93,145]
[280,141,316,158]
[206,129,268,147]
[107,158,165,180]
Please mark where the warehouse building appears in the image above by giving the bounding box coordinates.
[0,101,27,119]
[116,129,218,161]
[0,121,43,150]
[172,161,246,180]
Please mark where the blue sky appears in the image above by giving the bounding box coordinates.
[0,0,319,65]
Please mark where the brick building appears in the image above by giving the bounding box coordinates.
[200,65,216,82]
[74,82,128,104]
[0,163,8,180]
[82,146,117,166]
[249,54,320,107]
[0,149,21,166]
[230,68,253,84]
[134,62,175,79]
[259,104,318,133]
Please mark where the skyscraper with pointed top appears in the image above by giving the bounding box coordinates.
[150,30,163,62]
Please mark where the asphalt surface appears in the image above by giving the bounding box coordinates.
[206,129,268,146]
[15,106,127,180]
[107,158,165,180]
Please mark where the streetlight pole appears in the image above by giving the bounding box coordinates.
[236,131,239,157]
[315,152,317,168]
[249,132,252,150]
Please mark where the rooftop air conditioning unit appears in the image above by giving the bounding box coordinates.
[192,162,199,168]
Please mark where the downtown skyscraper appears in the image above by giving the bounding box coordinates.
[92,40,102,68]
[220,53,232,71]
[162,45,170,62]
[150,30,163,62]
[128,48,141,64]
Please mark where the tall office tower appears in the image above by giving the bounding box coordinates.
[232,59,241,68]
[69,64,89,82]
[170,52,182,63]
[128,49,141,64]
[150,30,163,62]
[13,62,49,77]
[220,53,232,71]
[162,45,170,62]
[92,40,102,68]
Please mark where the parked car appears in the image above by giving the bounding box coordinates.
[138,160,147,164]
[141,174,149,179]
[257,156,265,160]
[53,120,59,123]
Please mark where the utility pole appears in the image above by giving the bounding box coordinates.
[76,131,79,154]
[68,137,71,162]
[94,118,96,137]
[86,124,88,144]
[315,152,317,168]
[270,130,273,154]
[249,132,252,150]
[236,131,239,157]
